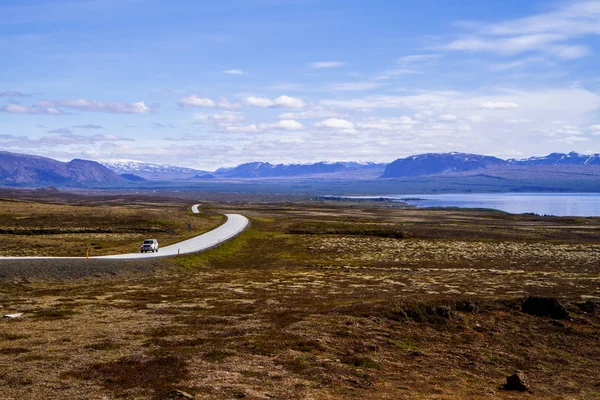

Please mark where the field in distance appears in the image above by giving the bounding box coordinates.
[0,195,223,257]
[0,193,599,399]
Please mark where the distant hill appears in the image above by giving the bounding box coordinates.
[381,153,507,178]
[214,161,387,179]
[120,173,147,182]
[0,151,126,187]
[99,159,208,180]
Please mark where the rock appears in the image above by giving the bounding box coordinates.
[549,319,565,327]
[435,306,452,319]
[456,300,477,313]
[3,313,23,319]
[233,392,246,398]
[168,389,194,399]
[502,372,529,391]
[522,296,570,320]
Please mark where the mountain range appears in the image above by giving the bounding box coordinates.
[0,150,599,188]
[98,160,208,180]
[209,161,387,179]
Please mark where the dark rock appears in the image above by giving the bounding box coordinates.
[435,306,452,319]
[502,372,529,391]
[522,296,570,320]
[549,319,565,327]
[168,389,194,399]
[233,392,246,398]
[456,300,477,313]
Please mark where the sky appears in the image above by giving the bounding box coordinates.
[1,0,600,170]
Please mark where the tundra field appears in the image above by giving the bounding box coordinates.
[0,190,599,400]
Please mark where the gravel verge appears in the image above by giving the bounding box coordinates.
[0,258,168,281]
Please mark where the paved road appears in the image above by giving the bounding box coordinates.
[98,213,248,259]
[0,205,249,260]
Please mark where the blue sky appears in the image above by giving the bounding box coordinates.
[1,0,600,169]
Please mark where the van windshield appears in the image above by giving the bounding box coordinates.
[143,240,154,244]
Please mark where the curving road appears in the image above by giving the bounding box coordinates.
[0,205,249,260]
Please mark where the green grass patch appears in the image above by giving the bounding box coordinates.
[388,339,417,350]
[32,308,78,320]
[172,228,264,269]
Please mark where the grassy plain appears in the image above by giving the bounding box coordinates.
[0,192,599,399]
[0,194,223,257]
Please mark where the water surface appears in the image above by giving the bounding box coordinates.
[366,193,600,217]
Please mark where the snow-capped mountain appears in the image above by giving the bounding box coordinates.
[509,152,600,166]
[99,159,208,180]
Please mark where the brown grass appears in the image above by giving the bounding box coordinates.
[0,196,599,399]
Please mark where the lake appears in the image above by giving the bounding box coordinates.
[355,193,600,217]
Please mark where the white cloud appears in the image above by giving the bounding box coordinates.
[491,57,553,71]
[328,82,381,92]
[310,61,345,69]
[482,2,600,37]
[480,101,520,110]
[91,134,134,142]
[245,96,275,108]
[315,118,355,131]
[271,119,304,131]
[440,114,458,121]
[179,95,216,108]
[1,103,64,115]
[507,118,530,124]
[590,124,600,131]
[398,54,441,64]
[35,99,153,114]
[357,117,418,131]
[547,124,584,136]
[273,95,305,108]
[468,115,484,122]
[442,2,600,59]
[373,68,422,81]
[217,99,243,110]
[278,109,339,120]
[222,69,246,75]
[220,124,262,134]
[214,119,304,133]
[245,95,305,108]
[210,112,246,122]
[194,111,246,124]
